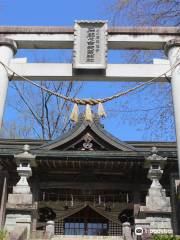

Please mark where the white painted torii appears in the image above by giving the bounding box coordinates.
[0,25,180,176]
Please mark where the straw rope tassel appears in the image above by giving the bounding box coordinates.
[85,104,93,121]
[70,103,79,122]
[98,102,107,118]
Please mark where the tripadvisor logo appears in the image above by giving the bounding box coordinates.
[135,227,143,236]
[135,227,173,235]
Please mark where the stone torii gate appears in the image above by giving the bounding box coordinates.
[0,22,180,178]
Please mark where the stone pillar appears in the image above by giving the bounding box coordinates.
[31,175,39,235]
[0,169,8,228]
[45,221,55,239]
[122,222,133,240]
[170,174,180,234]
[164,39,180,177]
[0,38,17,128]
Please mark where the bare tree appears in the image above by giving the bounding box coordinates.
[1,2,179,140]
[102,0,179,140]
[108,0,180,26]
[1,79,82,140]
[0,48,83,140]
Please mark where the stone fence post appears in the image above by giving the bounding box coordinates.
[45,221,55,239]
[122,222,133,240]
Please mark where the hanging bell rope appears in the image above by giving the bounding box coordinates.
[0,61,179,123]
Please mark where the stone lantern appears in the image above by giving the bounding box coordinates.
[135,147,173,234]
[144,147,170,211]
[13,145,35,194]
[7,144,36,205]
[5,145,37,236]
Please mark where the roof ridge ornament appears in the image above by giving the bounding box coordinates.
[81,133,93,151]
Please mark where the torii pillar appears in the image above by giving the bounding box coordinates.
[0,38,17,128]
[165,39,180,177]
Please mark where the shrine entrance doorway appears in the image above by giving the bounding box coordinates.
[64,206,108,236]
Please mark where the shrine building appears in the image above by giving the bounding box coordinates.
[0,114,179,238]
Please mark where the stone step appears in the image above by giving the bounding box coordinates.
[51,236,124,240]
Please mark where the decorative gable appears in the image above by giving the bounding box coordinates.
[40,115,137,152]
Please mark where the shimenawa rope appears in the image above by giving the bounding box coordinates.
[0,61,178,122]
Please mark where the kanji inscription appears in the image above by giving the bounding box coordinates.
[73,21,107,70]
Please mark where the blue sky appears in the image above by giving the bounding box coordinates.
[0,0,175,141]
[0,0,108,26]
